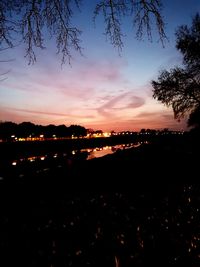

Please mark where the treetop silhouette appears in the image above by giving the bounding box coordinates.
[152,13,200,129]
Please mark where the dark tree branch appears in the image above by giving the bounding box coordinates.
[0,0,166,64]
[132,0,167,44]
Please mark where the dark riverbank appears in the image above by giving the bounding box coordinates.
[0,132,199,266]
[1,183,200,267]
[1,132,199,186]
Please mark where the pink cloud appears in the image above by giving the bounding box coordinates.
[86,116,187,132]
[97,93,145,118]
[9,60,124,102]
[132,111,187,130]
[7,107,69,117]
[97,93,129,117]
[0,107,38,124]
[76,60,124,83]
[122,96,145,109]
[0,107,95,124]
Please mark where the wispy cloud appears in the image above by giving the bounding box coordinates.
[121,96,145,109]
[8,107,69,117]
[2,107,95,119]
[77,60,123,82]
[4,59,125,101]
[97,92,145,118]
[132,110,187,130]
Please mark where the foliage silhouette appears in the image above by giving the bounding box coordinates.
[0,121,87,140]
[152,13,200,128]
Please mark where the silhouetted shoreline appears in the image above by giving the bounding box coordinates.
[0,131,199,266]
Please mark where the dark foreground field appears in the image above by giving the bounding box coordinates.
[0,133,199,266]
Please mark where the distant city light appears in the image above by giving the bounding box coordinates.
[28,157,36,162]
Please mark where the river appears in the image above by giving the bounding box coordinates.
[0,142,147,180]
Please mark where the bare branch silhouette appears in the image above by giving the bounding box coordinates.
[0,0,166,64]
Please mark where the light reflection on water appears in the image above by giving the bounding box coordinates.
[81,143,142,159]
[0,142,148,179]
[9,142,146,166]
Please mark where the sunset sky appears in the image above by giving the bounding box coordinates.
[0,0,199,131]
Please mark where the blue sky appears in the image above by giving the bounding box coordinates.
[0,0,199,131]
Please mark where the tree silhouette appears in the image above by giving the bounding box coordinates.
[0,0,166,65]
[188,106,200,129]
[152,13,200,128]
[0,47,14,81]
[0,121,87,140]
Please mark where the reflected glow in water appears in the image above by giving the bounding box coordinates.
[6,142,145,166]
[81,142,141,159]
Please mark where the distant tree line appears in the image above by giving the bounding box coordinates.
[0,121,87,141]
